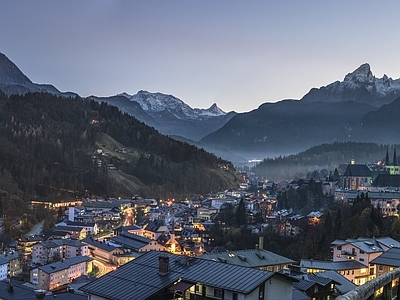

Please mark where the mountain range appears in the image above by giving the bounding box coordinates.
[2,52,400,163]
[89,91,236,141]
[201,64,400,160]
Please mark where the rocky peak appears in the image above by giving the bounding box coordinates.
[343,63,374,85]
[0,52,33,86]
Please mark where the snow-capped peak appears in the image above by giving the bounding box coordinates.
[118,90,227,120]
[344,63,374,84]
[207,103,225,115]
[301,63,400,106]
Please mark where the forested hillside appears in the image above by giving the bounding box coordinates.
[253,142,395,181]
[0,91,240,201]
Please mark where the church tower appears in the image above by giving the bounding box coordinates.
[385,148,400,175]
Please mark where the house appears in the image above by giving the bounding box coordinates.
[306,211,323,226]
[109,231,166,252]
[17,235,43,258]
[31,256,92,291]
[42,229,72,240]
[52,225,87,240]
[142,219,168,240]
[292,273,337,300]
[0,279,88,300]
[329,237,400,285]
[370,247,400,277]
[31,239,88,265]
[196,206,218,221]
[113,224,142,236]
[200,248,295,272]
[369,192,400,217]
[81,237,125,265]
[282,217,307,237]
[80,251,294,300]
[334,190,400,216]
[0,251,22,277]
[56,220,99,236]
[299,259,369,286]
[316,270,357,296]
[0,258,9,281]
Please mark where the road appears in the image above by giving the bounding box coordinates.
[92,258,117,277]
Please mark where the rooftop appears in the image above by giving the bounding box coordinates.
[38,256,92,274]
[80,250,277,300]
[200,248,295,268]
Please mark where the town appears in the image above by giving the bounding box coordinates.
[0,149,399,299]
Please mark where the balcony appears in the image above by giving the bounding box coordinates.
[336,267,400,300]
[341,250,356,256]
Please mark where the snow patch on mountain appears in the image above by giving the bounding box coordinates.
[118,90,227,120]
[341,63,400,96]
[301,63,400,105]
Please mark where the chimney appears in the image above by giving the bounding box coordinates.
[259,236,264,250]
[68,207,75,222]
[158,255,169,275]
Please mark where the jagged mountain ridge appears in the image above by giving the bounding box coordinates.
[0,52,235,141]
[0,53,76,97]
[201,64,400,160]
[88,95,161,129]
[3,52,400,162]
[119,90,227,120]
[301,63,400,107]
[94,91,237,141]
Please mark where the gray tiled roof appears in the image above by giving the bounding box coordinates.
[372,174,400,187]
[200,249,295,268]
[0,280,88,300]
[39,256,92,274]
[293,279,318,291]
[80,251,276,300]
[342,164,371,177]
[292,288,311,300]
[82,237,121,252]
[293,273,333,292]
[300,259,366,271]
[109,232,150,250]
[52,239,86,247]
[331,237,400,254]
[317,270,357,294]
[370,247,400,267]
[144,219,165,232]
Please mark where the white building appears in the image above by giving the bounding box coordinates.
[0,258,8,281]
[31,239,88,265]
[331,237,400,285]
[31,256,92,291]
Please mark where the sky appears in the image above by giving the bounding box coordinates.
[1,1,400,113]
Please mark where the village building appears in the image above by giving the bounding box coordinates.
[30,256,92,291]
[80,251,294,300]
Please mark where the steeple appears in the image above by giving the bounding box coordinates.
[385,149,390,166]
[393,148,398,166]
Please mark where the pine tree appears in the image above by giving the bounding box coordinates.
[236,198,247,226]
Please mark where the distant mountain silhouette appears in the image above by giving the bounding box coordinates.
[0,52,76,97]
[301,63,400,107]
[2,52,400,163]
[201,64,400,160]
[91,91,236,141]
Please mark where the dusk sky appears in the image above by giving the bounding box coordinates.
[1,1,400,112]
